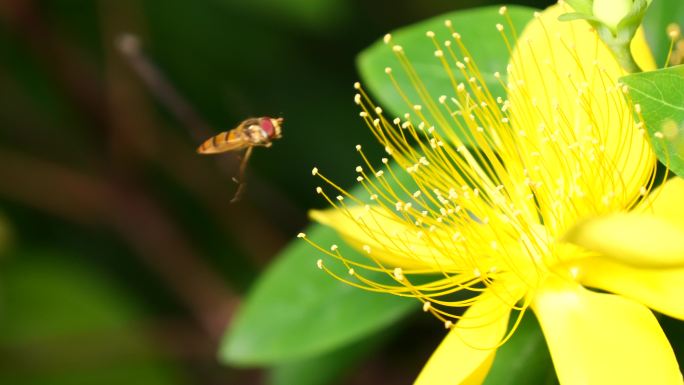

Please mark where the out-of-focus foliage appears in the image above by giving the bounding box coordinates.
[643,0,684,66]
[0,250,184,385]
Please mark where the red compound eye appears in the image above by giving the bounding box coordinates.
[259,117,276,137]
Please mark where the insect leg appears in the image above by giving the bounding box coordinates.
[230,146,254,203]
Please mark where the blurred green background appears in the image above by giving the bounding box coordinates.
[0,0,554,384]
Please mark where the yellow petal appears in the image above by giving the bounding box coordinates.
[533,277,682,385]
[415,288,513,385]
[572,256,684,320]
[631,27,657,72]
[310,206,494,271]
[639,176,684,230]
[562,212,684,268]
[507,4,656,235]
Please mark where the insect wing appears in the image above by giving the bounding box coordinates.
[197,129,250,154]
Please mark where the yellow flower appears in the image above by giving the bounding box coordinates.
[303,3,684,384]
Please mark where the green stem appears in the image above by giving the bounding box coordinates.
[610,42,643,73]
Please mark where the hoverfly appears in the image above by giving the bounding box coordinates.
[197,116,283,202]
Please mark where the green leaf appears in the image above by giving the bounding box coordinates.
[483,311,558,385]
[222,156,423,366]
[267,330,388,385]
[357,5,536,143]
[621,65,684,177]
[220,225,416,366]
[564,0,594,15]
[643,0,684,67]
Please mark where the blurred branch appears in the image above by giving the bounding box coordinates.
[0,148,111,224]
[0,0,108,133]
[0,148,235,339]
[116,33,212,143]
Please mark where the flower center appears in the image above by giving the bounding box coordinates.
[303,4,658,329]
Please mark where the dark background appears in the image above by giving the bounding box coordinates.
[0,0,552,384]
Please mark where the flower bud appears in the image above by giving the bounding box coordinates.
[593,0,633,31]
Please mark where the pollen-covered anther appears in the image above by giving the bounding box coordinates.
[354,94,361,105]
[383,33,392,44]
[381,157,388,164]
[370,194,378,200]
[362,245,372,254]
[359,111,368,118]
[375,106,383,114]
[375,170,384,177]
[434,49,444,57]
[444,19,452,27]
[336,195,344,201]
[668,23,681,39]
[456,61,465,69]
[356,144,362,151]
[393,267,404,281]
[413,104,423,111]
[444,320,453,329]
[392,45,404,53]
[315,186,323,194]
[353,82,361,90]
[316,259,323,269]
[311,167,319,176]
[452,32,461,40]
[330,244,338,251]
[426,30,435,38]
[499,6,507,15]
[355,166,363,173]
[297,232,306,238]
[438,95,447,104]
[634,104,642,114]
[654,131,665,139]
[384,67,392,75]
[496,23,504,32]
[403,202,413,211]
[348,268,355,275]
[373,119,380,127]
[356,176,363,182]
[423,301,432,312]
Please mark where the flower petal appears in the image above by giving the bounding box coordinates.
[310,206,492,271]
[562,212,684,268]
[533,277,682,385]
[639,176,684,230]
[415,288,513,385]
[506,4,656,234]
[309,206,459,270]
[572,256,684,320]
